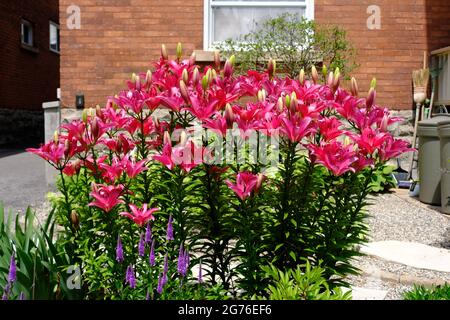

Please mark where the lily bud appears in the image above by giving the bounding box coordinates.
[176,42,182,61]
[211,69,218,81]
[257,89,266,102]
[135,74,141,91]
[224,59,233,78]
[206,69,213,85]
[53,130,59,144]
[327,71,334,88]
[214,50,221,69]
[290,92,298,113]
[229,54,236,67]
[146,70,152,84]
[179,130,187,146]
[70,211,80,230]
[91,118,99,138]
[201,75,209,91]
[163,131,171,146]
[182,68,189,84]
[82,109,88,123]
[268,58,276,79]
[225,103,234,128]
[333,68,340,89]
[350,77,359,96]
[277,97,284,112]
[366,87,376,109]
[255,173,265,193]
[298,69,305,85]
[380,113,389,132]
[192,67,200,85]
[189,51,196,66]
[161,44,168,60]
[285,95,291,110]
[311,66,319,84]
[64,139,71,158]
[179,80,189,102]
[370,77,377,89]
[322,65,328,79]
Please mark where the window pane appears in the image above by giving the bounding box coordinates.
[22,22,33,46]
[212,7,305,43]
[50,23,60,52]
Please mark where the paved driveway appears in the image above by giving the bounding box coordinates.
[0,149,54,214]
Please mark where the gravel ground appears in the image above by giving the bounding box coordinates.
[366,192,450,248]
[346,191,450,300]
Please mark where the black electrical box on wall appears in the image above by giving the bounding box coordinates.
[76,94,85,109]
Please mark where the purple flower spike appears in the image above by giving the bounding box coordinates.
[198,261,203,284]
[149,240,155,266]
[145,222,152,243]
[116,235,124,263]
[2,293,8,300]
[19,292,25,300]
[138,233,145,257]
[8,253,17,283]
[125,265,136,289]
[157,273,164,294]
[166,215,174,241]
[177,245,189,277]
[146,290,150,300]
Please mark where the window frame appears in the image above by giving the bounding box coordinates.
[49,21,60,54]
[21,19,34,47]
[203,0,315,50]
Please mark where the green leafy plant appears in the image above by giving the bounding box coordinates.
[368,165,397,193]
[256,262,352,300]
[216,13,357,78]
[404,283,450,300]
[0,202,76,300]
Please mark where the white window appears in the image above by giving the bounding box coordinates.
[49,21,60,53]
[21,19,34,47]
[204,0,314,50]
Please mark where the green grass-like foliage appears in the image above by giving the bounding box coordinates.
[404,284,450,300]
[256,262,352,300]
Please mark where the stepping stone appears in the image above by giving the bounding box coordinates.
[348,287,388,300]
[361,241,450,273]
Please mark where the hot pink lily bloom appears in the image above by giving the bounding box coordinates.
[308,141,359,176]
[88,183,125,213]
[279,115,314,143]
[351,127,388,155]
[153,142,174,170]
[203,116,227,136]
[378,136,414,162]
[120,204,158,227]
[27,141,65,167]
[122,156,148,178]
[318,117,344,141]
[225,171,262,201]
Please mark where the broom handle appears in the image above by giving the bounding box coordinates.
[408,103,421,180]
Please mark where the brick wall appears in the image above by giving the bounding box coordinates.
[0,0,60,110]
[60,0,450,111]
[316,0,450,110]
[59,0,203,109]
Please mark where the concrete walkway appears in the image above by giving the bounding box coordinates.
[0,149,54,214]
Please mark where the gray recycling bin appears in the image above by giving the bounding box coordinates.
[418,115,450,205]
[438,120,450,214]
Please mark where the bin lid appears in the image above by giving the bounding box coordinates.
[438,120,450,137]
[418,115,450,137]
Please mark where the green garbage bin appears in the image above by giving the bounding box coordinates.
[418,115,450,205]
[438,120,450,214]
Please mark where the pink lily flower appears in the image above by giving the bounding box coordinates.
[225,171,262,201]
[88,183,125,213]
[203,116,227,136]
[308,141,358,176]
[279,115,314,142]
[153,142,174,170]
[351,127,388,155]
[120,204,159,227]
[318,117,344,141]
[378,136,414,162]
[122,156,148,178]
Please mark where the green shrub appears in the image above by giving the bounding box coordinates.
[404,284,450,300]
[256,262,352,300]
[215,13,357,78]
[0,202,76,300]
